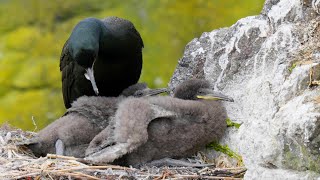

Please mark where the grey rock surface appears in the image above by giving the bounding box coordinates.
[169,0,320,179]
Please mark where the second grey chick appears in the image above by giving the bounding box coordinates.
[23,83,167,158]
[85,79,233,166]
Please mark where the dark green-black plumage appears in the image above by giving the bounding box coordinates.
[60,17,144,108]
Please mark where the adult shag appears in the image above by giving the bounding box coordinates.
[60,17,143,108]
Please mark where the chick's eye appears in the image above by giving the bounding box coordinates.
[135,91,143,97]
[197,90,204,95]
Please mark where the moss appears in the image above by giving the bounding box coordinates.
[207,141,243,165]
[288,63,297,73]
[283,142,320,172]
[300,144,320,172]
[226,118,241,129]
[283,144,301,169]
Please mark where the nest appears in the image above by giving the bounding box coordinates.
[0,125,246,179]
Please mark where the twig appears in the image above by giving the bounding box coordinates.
[215,167,246,170]
[46,154,136,170]
[172,174,243,179]
[46,154,79,161]
[16,167,101,180]
[47,173,54,180]
[52,171,100,180]
[8,172,40,179]
[232,169,247,178]
[198,167,209,173]
[31,116,38,132]
[52,165,133,173]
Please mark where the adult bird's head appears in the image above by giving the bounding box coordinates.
[173,79,234,102]
[69,18,101,95]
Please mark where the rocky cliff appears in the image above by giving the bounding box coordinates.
[169,0,320,179]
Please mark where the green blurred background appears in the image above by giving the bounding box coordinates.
[0,0,264,130]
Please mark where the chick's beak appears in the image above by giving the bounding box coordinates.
[144,88,169,96]
[196,89,234,102]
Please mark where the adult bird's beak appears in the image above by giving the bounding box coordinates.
[144,88,169,96]
[197,89,234,102]
[84,62,99,95]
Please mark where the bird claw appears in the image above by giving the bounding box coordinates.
[85,142,130,163]
[86,137,116,156]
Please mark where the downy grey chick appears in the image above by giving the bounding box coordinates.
[22,83,167,158]
[85,79,233,167]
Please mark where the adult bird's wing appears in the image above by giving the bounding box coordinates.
[60,40,99,109]
[60,41,74,108]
